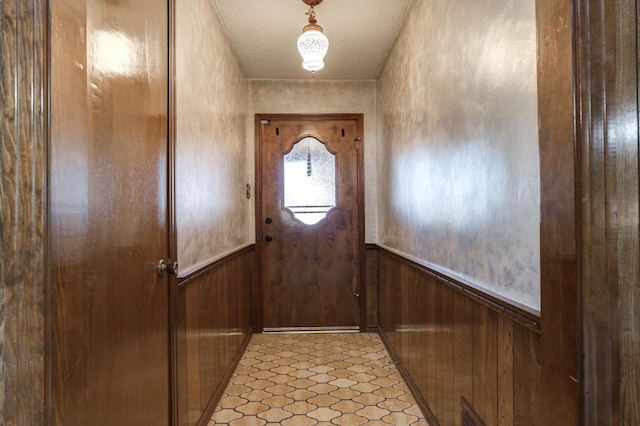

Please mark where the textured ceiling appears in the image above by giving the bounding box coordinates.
[213,0,412,80]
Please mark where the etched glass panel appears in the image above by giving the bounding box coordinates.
[283,136,336,225]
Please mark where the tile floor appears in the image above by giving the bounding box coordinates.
[209,332,429,425]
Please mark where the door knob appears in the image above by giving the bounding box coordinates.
[265,217,273,224]
[265,235,273,242]
[157,259,178,276]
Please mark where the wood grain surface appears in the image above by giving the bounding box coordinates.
[536,0,580,423]
[576,0,640,422]
[49,1,172,424]
[176,247,254,426]
[258,115,364,329]
[377,246,541,426]
[1,1,47,425]
[365,245,378,329]
[3,1,637,424]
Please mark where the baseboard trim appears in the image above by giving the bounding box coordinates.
[263,326,359,333]
[376,326,440,426]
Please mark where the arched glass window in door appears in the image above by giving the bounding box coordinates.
[283,136,336,225]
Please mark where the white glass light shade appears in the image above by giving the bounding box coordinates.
[297,29,329,72]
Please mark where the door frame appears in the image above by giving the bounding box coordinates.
[168,0,179,423]
[254,113,366,332]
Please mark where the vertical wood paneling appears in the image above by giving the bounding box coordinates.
[401,265,415,386]
[497,317,514,425]
[415,273,429,401]
[624,5,640,420]
[365,246,378,328]
[578,1,613,423]
[440,286,456,425]
[390,263,403,359]
[577,0,640,422]
[377,248,540,426]
[425,272,438,414]
[1,1,46,424]
[472,305,498,425]
[432,280,443,421]
[378,251,400,343]
[453,291,474,418]
[175,282,189,426]
[176,248,254,426]
[513,323,541,425]
[184,282,201,424]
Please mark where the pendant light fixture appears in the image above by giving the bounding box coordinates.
[297,0,329,77]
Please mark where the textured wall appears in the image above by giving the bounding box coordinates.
[377,0,540,311]
[249,79,377,242]
[176,0,250,275]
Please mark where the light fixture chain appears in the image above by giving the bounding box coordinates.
[306,5,316,20]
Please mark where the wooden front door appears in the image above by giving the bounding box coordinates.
[257,115,364,330]
[49,0,173,424]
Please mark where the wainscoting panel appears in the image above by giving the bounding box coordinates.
[176,246,255,426]
[377,247,541,425]
[513,322,542,424]
[365,245,379,328]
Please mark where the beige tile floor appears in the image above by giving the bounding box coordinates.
[209,332,429,425]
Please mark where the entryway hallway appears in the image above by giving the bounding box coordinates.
[210,333,428,425]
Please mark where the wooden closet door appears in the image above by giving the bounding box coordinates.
[49,1,172,424]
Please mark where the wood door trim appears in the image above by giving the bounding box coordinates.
[254,113,366,332]
[537,0,580,423]
[168,3,180,423]
[574,0,640,421]
[355,115,366,331]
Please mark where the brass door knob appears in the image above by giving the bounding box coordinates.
[157,259,178,276]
